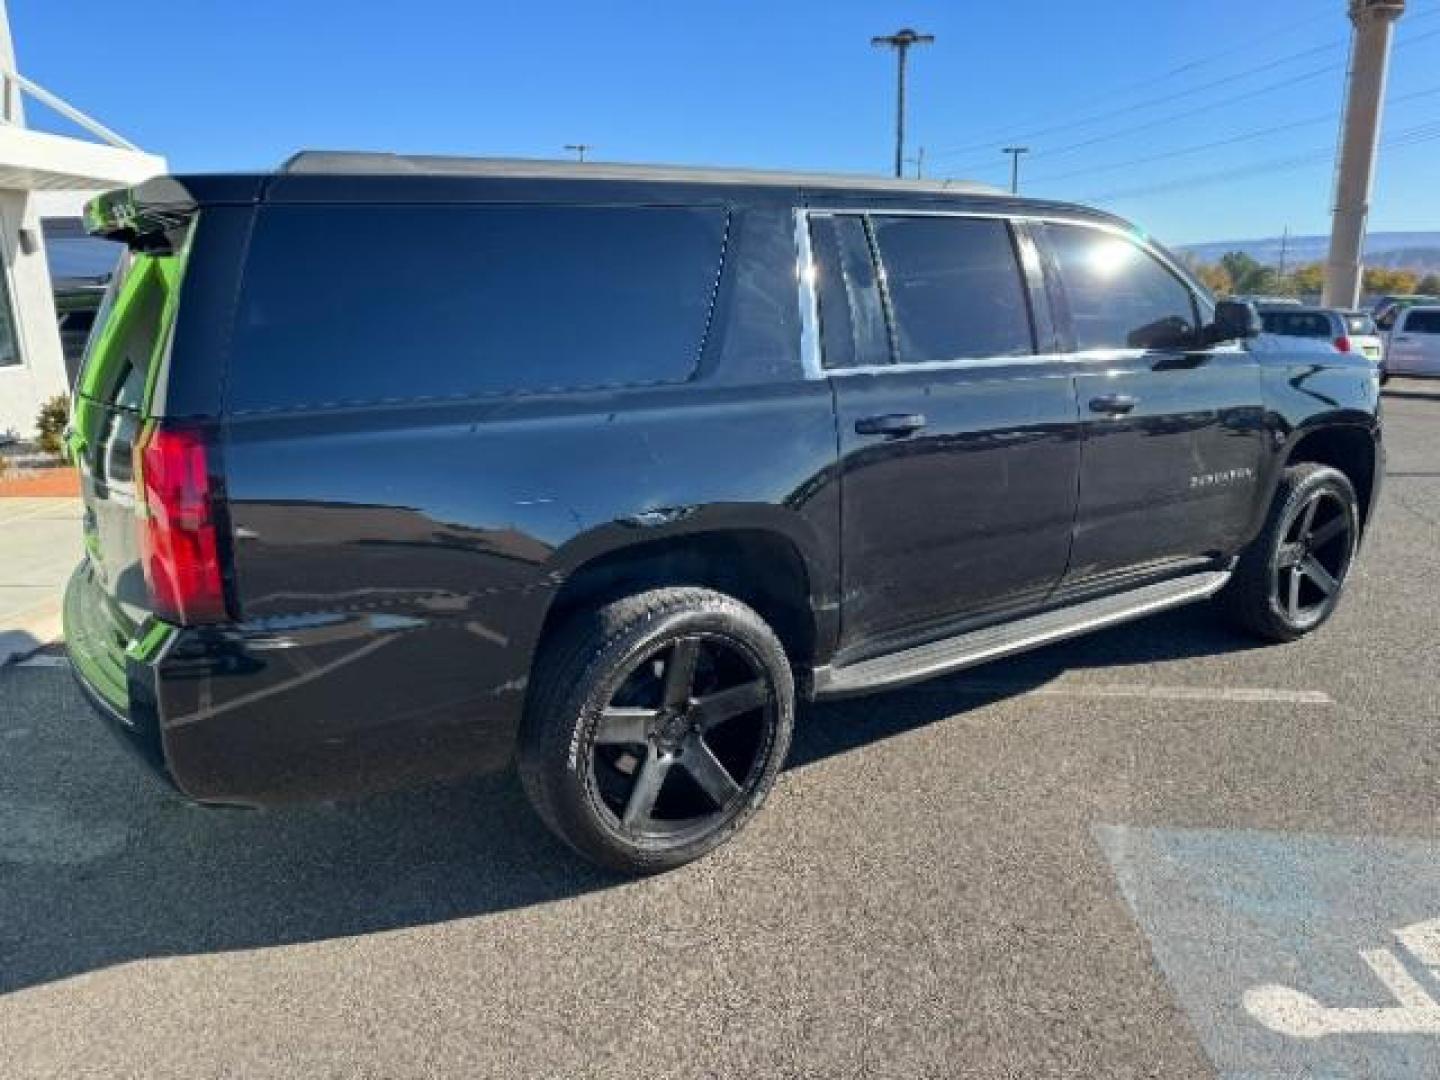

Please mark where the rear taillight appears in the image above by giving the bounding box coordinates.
[134,424,227,624]
[1334,336,1352,353]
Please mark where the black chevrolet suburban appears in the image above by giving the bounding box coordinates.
[65,153,1383,872]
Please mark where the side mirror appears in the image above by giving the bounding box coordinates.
[1205,299,1262,345]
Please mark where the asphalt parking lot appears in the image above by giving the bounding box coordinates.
[1,381,1437,1079]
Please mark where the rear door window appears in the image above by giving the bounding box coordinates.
[230,204,727,411]
[1261,312,1332,338]
[1403,310,1440,334]
[1044,223,1198,351]
[867,215,1034,364]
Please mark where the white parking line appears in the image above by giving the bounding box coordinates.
[12,655,68,669]
[954,681,1334,706]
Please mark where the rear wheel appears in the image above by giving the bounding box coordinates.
[1221,463,1360,642]
[519,588,794,874]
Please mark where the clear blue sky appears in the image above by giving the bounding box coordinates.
[12,0,1440,245]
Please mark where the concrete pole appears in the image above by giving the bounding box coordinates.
[1323,0,1406,308]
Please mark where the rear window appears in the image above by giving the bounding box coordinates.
[1260,311,1332,338]
[228,204,727,412]
[1404,310,1440,334]
[1344,313,1376,335]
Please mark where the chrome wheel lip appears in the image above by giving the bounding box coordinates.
[1269,486,1357,627]
[582,628,779,846]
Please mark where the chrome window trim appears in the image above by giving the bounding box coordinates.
[792,206,1205,381]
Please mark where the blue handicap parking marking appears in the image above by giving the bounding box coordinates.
[1095,826,1440,1079]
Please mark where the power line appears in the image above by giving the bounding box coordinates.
[941,23,1440,177]
[1025,82,1440,186]
[932,7,1440,173]
[928,5,1346,157]
[929,38,1345,162]
[1080,118,1440,204]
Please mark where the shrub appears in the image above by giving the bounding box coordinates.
[35,394,70,458]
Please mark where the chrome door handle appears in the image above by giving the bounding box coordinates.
[854,413,927,437]
[1089,394,1139,415]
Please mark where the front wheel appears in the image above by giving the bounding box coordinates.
[1221,463,1361,642]
[519,587,795,874]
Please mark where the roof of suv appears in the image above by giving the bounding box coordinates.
[279,150,1005,196]
[92,151,1141,244]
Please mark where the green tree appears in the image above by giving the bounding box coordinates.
[1417,273,1440,296]
[1364,267,1419,295]
[1194,262,1233,296]
[1218,251,1278,294]
[34,394,69,458]
[1291,262,1326,298]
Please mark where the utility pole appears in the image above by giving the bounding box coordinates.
[905,145,927,179]
[1278,225,1290,282]
[563,143,593,162]
[872,28,934,178]
[1002,146,1030,195]
[1323,0,1406,308]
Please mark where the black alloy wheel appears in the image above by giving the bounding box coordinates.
[1271,485,1356,629]
[520,588,794,873]
[1222,463,1361,642]
[591,632,777,838]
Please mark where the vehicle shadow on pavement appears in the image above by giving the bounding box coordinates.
[0,605,1253,997]
[790,604,1258,768]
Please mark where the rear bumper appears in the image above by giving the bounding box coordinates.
[64,560,528,806]
[64,561,178,788]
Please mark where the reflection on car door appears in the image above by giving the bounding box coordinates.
[808,210,1082,659]
[1039,222,1267,587]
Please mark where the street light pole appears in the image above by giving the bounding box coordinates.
[1002,147,1030,194]
[872,28,934,178]
[564,143,593,162]
[1323,0,1406,308]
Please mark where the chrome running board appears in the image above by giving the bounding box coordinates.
[813,570,1231,698]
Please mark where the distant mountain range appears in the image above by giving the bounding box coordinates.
[1179,232,1440,274]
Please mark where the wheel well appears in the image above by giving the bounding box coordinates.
[1286,426,1377,528]
[540,531,817,667]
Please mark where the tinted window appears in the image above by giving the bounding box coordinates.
[230,205,727,411]
[1045,223,1198,351]
[809,214,888,369]
[1260,311,1333,338]
[868,215,1033,364]
[61,310,98,333]
[1405,310,1440,334]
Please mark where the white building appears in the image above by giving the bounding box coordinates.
[0,0,164,439]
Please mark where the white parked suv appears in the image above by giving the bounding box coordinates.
[1385,305,1440,378]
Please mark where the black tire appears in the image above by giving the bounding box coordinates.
[518,587,795,874]
[1221,463,1360,642]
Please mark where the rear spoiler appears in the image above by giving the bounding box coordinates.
[84,174,264,253]
[84,178,199,253]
